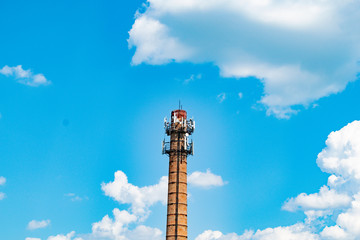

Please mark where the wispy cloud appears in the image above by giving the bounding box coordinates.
[0,176,6,200]
[0,176,6,186]
[184,73,202,84]
[27,220,51,230]
[0,192,5,200]
[0,65,50,87]
[217,93,226,103]
[64,193,88,202]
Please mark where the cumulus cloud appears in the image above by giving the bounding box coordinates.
[0,65,50,87]
[101,169,225,217]
[320,225,348,240]
[196,224,318,240]
[91,208,137,238]
[38,169,222,240]
[282,186,351,212]
[195,120,360,239]
[333,194,360,238]
[250,224,318,240]
[128,0,360,118]
[26,238,42,240]
[195,230,224,240]
[27,220,51,230]
[88,208,162,240]
[44,214,161,240]
[317,121,360,182]
[47,231,83,240]
[188,169,227,188]
[101,171,168,217]
[25,121,360,239]
[284,120,360,239]
[128,16,193,65]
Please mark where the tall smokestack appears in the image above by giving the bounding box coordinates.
[162,109,195,240]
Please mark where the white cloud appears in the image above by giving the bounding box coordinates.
[282,186,352,212]
[317,121,360,182]
[195,120,360,239]
[0,65,50,86]
[238,92,243,99]
[27,220,51,230]
[0,176,6,185]
[128,0,360,118]
[41,169,225,240]
[184,73,202,84]
[0,65,30,78]
[101,171,168,217]
[46,209,161,240]
[196,224,318,240]
[282,120,360,238]
[334,194,360,238]
[188,169,227,188]
[251,224,319,240]
[88,208,162,240]
[47,232,83,240]
[128,16,193,65]
[29,121,360,240]
[321,225,349,240]
[91,208,137,238]
[101,169,226,217]
[217,93,226,103]
[125,225,162,240]
[26,238,42,240]
[195,230,224,240]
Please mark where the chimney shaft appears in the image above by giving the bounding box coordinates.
[163,109,194,240]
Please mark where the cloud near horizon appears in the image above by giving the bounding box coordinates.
[195,120,360,240]
[128,0,360,118]
[40,169,225,240]
[37,121,360,239]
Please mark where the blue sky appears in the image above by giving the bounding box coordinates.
[1,0,360,240]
